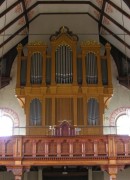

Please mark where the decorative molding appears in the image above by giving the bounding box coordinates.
[106,3,113,14]
[96,0,103,8]
[28,41,47,46]
[0,107,19,127]
[50,26,79,41]
[101,165,124,175]
[81,40,100,46]
[109,107,130,126]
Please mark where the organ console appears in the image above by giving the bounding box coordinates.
[16,26,113,135]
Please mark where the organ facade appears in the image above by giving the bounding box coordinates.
[16,26,113,135]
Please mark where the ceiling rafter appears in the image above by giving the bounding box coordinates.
[88,13,130,49]
[0,0,5,6]
[1,10,130,50]
[0,13,25,34]
[98,0,108,31]
[0,24,28,48]
[21,0,29,29]
[1,0,21,17]
[109,0,130,19]
[1,0,130,59]
[0,36,28,89]
[123,0,130,8]
[1,1,129,35]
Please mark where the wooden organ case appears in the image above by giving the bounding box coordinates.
[16,27,113,135]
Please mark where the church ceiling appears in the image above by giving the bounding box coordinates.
[0,0,130,88]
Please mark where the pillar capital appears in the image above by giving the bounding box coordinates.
[7,166,30,180]
[101,165,124,180]
[7,166,23,180]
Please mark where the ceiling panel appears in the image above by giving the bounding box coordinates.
[24,0,37,9]
[111,0,130,14]
[88,6,100,20]
[1,2,23,30]
[38,4,89,13]
[1,0,17,13]
[100,27,130,57]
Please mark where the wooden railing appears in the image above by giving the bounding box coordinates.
[0,135,130,160]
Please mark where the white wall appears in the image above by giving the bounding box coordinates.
[103,55,130,134]
[0,58,26,135]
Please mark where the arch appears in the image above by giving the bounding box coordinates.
[0,108,19,136]
[0,107,19,127]
[109,107,130,126]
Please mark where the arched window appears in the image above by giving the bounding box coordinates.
[110,107,130,136]
[116,114,130,136]
[0,108,19,136]
[0,115,13,136]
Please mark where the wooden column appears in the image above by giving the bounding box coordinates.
[38,167,43,180]
[83,96,87,127]
[24,172,28,180]
[16,44,23,88]
[57,141,61,157]
[26,50,31,86]
[94,140,98,156]
[51,48,56,85]
[42,98,45,126]
[23,167,30,180]
[82,52,87,86]
[72,46,77,85]
[52,97,55,125]
[88,167,92,180]
[42,51,46,85]
[105,43,112,87]
[69,140,73,157]
[45,141,49,157]
[73,97,77,125]
[25,96,31,133]
[96,51,102,86]
[99,95,104,129]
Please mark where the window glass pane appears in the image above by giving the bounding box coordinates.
[117,115,130,135]
[0,116,13,136]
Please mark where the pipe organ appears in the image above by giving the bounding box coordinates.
[16,26,113,135]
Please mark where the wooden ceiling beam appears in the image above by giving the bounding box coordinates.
[1,1,130,52]
[21,0,29,29]
[1,0,22,17]
[123,0,130,8]
[98,0,107,31]
[109,0,130,19]
[0,0,5,6]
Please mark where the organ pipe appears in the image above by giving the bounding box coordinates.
[55,45,73,84]
[86,52,98,84]
[31,52,43,84]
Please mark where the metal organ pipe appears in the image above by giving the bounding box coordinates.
[88,98,99,126]
[86,52,97,84]
[31,52,42,84]
[55,45,73,84]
